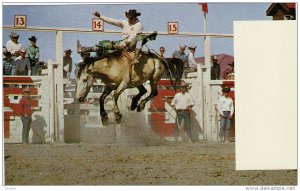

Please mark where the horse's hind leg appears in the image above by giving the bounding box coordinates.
[137,59,163,112]
[137,81,158,112]
[131,85,147,111]
[100,86,113,126]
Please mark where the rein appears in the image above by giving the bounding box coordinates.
[122,49,134,83]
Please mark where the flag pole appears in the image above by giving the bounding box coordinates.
[204,12,206,34]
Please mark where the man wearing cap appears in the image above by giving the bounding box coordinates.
[26,36,40,76]
[171,81,195,142]
[172,45,188,67]
[3,52,14,75]
[211,56,221,80]
[217,87,234,143]
[6,32,22,60]
[63,49,73,79]
[14,48,31,76]
[78,9,144,64]
[19,88,33,144]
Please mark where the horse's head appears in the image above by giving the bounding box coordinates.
[75,64,94,103]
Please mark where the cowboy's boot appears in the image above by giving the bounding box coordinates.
[132,48,141,64]
[77,40,97,53]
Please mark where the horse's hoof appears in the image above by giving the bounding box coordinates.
[101,115,109,126]
[137,104,145,112]
[102,119,109,126]
[130,103,138,111]
[115,113,122,124]
[116,118,122,124]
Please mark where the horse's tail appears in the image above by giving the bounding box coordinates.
[164,58,184,91]
[160,59,174,89]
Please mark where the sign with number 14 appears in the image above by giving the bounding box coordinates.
[92,18,104,31]
[14,15,27,28]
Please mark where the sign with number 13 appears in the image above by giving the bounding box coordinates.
[14,15,27,28]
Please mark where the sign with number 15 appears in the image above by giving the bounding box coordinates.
[168,22,178,34]
[92,18,104,31]
[14,15,27,28]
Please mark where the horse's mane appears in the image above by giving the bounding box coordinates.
[77,50,124,79]
[101,49,124,61]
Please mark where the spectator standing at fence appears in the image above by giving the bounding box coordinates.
[3,46,8,58]
[3,52,15,75]
[63,49,73,79]
[172,44,188,67]
[187,46,199,70]
[228,61,234,80]
[19,88,33,144]
[171,81,195,143]
[217,87,234,143]
[211,56,221,80]
[26,36,40,76]
[159,47,165,58]
[6,32,22,60]
[14,48,31,76]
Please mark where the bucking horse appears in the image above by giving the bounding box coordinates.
[76,48,184,125]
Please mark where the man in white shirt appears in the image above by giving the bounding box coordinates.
[187,46,198,70]
[217,87,234,143]
[6,32,22,60]
[171,81,195,142]
[77,9,143,64]
[63,49,73,79]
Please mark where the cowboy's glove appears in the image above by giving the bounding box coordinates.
[93,11,101,17]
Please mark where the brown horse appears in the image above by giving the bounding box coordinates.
[76,50,184,125]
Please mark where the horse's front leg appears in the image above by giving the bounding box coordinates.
[100,86,113,126]
[137,81,158,112]
[113,81,128,124]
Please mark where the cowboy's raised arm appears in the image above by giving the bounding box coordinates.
[93,11,123,28]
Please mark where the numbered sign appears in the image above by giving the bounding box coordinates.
[92,18,104,31]
[14,15,27,28]
[168,22,178,34]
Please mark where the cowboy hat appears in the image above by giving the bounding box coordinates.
[125,9,141,18]
[64,49,72,53]
[180,81,190,87]
[23,88,31,93]
[180,44,187,49]
[188,46,197,51]
[28,36,37,42]
[222,87,230,93]
[9,32,19,38]
[3,51,12,57]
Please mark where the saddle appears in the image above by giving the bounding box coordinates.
[95,32,158,56]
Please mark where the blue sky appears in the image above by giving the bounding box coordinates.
[3,3,271,74]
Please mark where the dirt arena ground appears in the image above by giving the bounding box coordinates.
[4,140,297,185]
